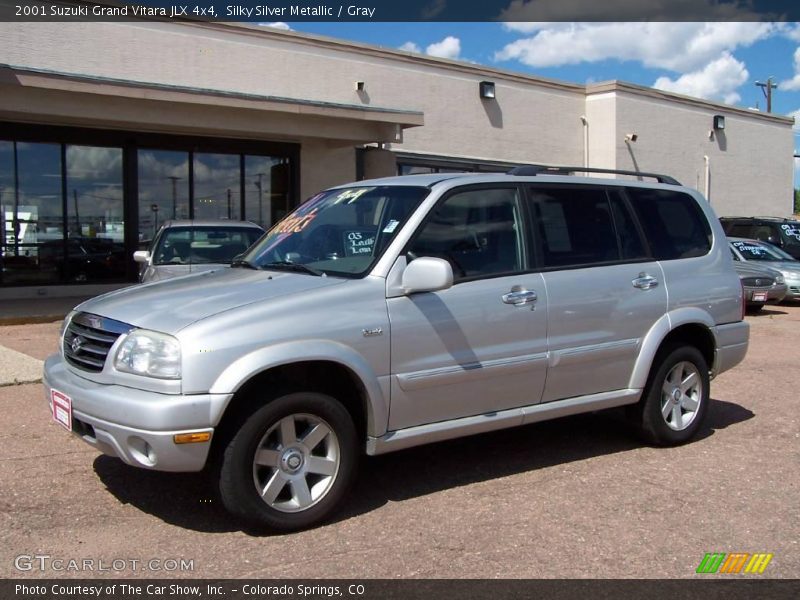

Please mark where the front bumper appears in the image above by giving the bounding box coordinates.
[743,284,787,305]
[43,354,232,472]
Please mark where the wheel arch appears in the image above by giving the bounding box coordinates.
[208,340,388,441]
[630,309,716,390]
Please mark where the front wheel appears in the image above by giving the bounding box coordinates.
[219,392,358,531]
[634,346,710,446]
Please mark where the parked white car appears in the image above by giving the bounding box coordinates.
[134,220,264,283]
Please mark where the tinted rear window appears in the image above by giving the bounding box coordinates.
[626,188,712,260]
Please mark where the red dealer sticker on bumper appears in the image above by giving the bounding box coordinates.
[51,389,72,432]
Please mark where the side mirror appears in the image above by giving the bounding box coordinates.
[402,257,453,294]
[133,250,150,264]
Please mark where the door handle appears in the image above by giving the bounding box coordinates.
[632,273,659,290]
[502,287,538,306]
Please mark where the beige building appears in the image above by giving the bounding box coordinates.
[0,19,794,293]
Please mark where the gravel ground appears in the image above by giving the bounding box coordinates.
[0,307,798,579]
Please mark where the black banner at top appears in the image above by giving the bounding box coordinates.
[3,0,800,22]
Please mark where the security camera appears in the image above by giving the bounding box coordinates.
[625,133,638,143]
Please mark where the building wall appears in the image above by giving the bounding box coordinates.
[0,21,794,214]
[0,21,586,169]
[607,89,794,216]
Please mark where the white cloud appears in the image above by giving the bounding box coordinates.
[399,41,422,53]
[495,22,775,72]
[262,22,292,31]
[653,52,749,104]
[425,36,461,60]
[788,108,800,131]
[780,48,800,91]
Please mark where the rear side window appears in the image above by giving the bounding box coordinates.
[626,188,712,260]
[529,186,646,268]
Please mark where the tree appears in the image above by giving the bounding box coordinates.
[795,188,800,215]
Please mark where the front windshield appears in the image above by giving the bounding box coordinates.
[731,240,796,262]
[153,227,263,265]
[243,186,430,277]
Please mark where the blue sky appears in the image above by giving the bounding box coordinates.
[271,22,800,154]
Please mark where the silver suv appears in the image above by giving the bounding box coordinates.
[44,167,749,531]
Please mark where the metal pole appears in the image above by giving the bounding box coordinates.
[167,176,180,219]
[73,189,80,235]
[227,188,232,219]
[12,141,19,256]
[255,173,264,226]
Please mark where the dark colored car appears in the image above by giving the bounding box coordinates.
[720,216,800,260]
[39,237,127,283]
[730,257,786,312]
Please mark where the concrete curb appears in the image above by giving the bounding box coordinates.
[0,345,44,386]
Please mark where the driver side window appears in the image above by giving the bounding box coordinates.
[407,187,524,281]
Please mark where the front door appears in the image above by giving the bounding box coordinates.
[387,185,548,430]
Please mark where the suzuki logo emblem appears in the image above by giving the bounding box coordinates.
[71,336,85,354]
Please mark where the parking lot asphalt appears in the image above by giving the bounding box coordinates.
[0,307,798,579]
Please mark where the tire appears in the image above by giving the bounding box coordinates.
[746,304,764,313]
[219,392,358,531]
[634,345,710,446]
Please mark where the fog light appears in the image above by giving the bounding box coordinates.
[174,432,212,444]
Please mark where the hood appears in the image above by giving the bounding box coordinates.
[733,261,782,279]
[75,268,347,334]
[763,260,800,279]
[143,263,224,282]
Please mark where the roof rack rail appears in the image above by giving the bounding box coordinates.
[507,165,681,186]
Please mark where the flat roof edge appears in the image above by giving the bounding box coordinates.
[0,63,425,123]
[587,80,795,125]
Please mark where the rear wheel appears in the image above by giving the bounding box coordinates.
[219,392,358,531]
[634,346,710,446]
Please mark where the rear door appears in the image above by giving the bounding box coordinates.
[527,185,668,402]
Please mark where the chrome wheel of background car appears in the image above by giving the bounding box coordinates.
[251,413,340,513]
[659,361,702,431]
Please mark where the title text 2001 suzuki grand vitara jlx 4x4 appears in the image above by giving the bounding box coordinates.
[45,166,749,531]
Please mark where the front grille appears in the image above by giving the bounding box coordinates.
[63,312,133,373]
[741,277,774,288]
[790,286,800,294]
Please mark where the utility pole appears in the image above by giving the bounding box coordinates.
[755,77,778,113]
[167,176,180,219]
[73,189,80,235]
[254,173,265,226]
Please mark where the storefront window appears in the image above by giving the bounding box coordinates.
[245,155,290,229]
[1,125,297,287]
[193,153,241,221]
[0,141,64,285]
[65,145,125,283]
[138,150,190,245]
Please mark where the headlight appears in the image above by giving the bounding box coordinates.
[775,275,785,285]
[114,329,181,379]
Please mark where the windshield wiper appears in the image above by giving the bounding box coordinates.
[262,261,325,277]
[230,257,261,270]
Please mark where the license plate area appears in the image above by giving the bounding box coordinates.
[752,291,768,302]
[51,389,72,432]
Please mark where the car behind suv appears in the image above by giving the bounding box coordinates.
[720,216,800,260]
[45,166,749,531]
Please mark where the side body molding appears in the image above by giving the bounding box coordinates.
[628,308,717,390]
[208,340,388,437]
